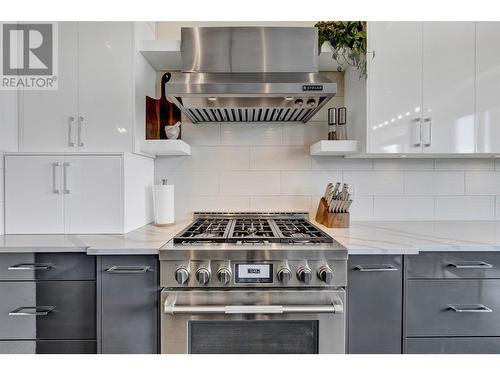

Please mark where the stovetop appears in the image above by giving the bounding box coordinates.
[173,212,333,245]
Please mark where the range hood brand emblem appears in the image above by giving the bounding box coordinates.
[302,85,324,92]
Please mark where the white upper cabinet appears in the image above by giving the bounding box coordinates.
[422,22,476,154]
[21,22,79,152]
[365,21,477,155]
[368,22,423,154]
[476,22,500,153]
[78,23,134,152]
[20,22,135,152]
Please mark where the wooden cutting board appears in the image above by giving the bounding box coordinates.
[145,72,182,139]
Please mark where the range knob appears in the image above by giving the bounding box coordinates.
[297,265,312,285]
[294,98,304,107]
[217,267,232,286]
[306,98,316,107]
[318,265,333,284]
[277,266,292,285]
[196,267,211,285]
[174,266,190,285]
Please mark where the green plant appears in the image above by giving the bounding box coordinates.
[315,21,367,77]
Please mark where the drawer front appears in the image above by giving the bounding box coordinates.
[406,338,500,354]
[0,253,95,281]
[406,279,500,336]
[0,340,96,354]
[348,255,402,354]
[406,252,500,279]
[0,281,96,339]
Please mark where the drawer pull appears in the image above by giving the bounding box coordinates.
[447,304,492,313]
[353,264,398,272]
[8,263,54,271]
[9,306,56,316]
[447,261,493,269]
[105,266,150,274]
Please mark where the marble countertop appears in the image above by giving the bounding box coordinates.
[2,220,500,255]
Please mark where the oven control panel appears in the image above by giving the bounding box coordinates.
[162,259,346,288]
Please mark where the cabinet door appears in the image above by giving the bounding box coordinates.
[63,156,123,234]
[367,22,423,154]
[476,22,500,153]
[99,256,158,354]
[422,22,475,153]
[77,22,133,152]
[5,156,65,234]
[348,255,402,353]
[20,22,78,152]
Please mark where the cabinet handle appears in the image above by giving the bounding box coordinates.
[8,263,54,271]
[353,264,398,272]
[105,266,151,274]
[447,261,493,269]
[78,116,84,147]
[52,162,61,194]
[423,117,432,147]
[68,116,76,147]
[412,118,422,147]
[9,306,56,316]
[447,304,492,313]
[63,162,71,194]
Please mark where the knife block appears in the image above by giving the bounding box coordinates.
[315,197,350,228]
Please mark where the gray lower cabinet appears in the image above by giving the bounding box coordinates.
[0,252,96,354]
[406,338,500,354]
[0,340,96,354]
[348,255,403,354]
[98,256,158,354]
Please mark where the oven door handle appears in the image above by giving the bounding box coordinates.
[164,303,343,315]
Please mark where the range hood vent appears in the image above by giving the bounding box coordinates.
[165,27,337,124]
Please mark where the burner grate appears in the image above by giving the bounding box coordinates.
[173,218,232,243]
[228,218,281,243]
[273,218,333,244]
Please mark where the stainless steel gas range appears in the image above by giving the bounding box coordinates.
[159,212,347,354]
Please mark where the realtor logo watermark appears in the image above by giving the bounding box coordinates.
[0,22,58,90]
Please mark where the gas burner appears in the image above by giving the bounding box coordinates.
[173,213,333,245]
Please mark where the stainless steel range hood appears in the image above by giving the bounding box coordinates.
[165,27,337,124]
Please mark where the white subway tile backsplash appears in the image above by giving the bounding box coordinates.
[435,196,496,220]
[251,196,311,212]
[435,159,495,170]
[466,172,500,195]
[221,123,283,145]
[188,196,250,212]
[152,116,500,221]
[405,171,465,196]
[374,159,434,170]
[374,197,435,220]
[311,157,373,171]
[283,122,328,146]
[250,146,311,170]
[155,146,249,171]
[154,171,219,196]
[343,171,404,196]
[281,171,342,195]
[220,171,281,196]
[180,122,221,145]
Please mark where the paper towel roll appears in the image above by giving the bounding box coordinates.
[153,185,175,225]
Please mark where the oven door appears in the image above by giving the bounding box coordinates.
[161,289,345,354]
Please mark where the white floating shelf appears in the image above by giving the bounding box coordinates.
[140,140,191,156]
[310,140,358,156]
[139,40,182,71]
[138,39,341,72]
